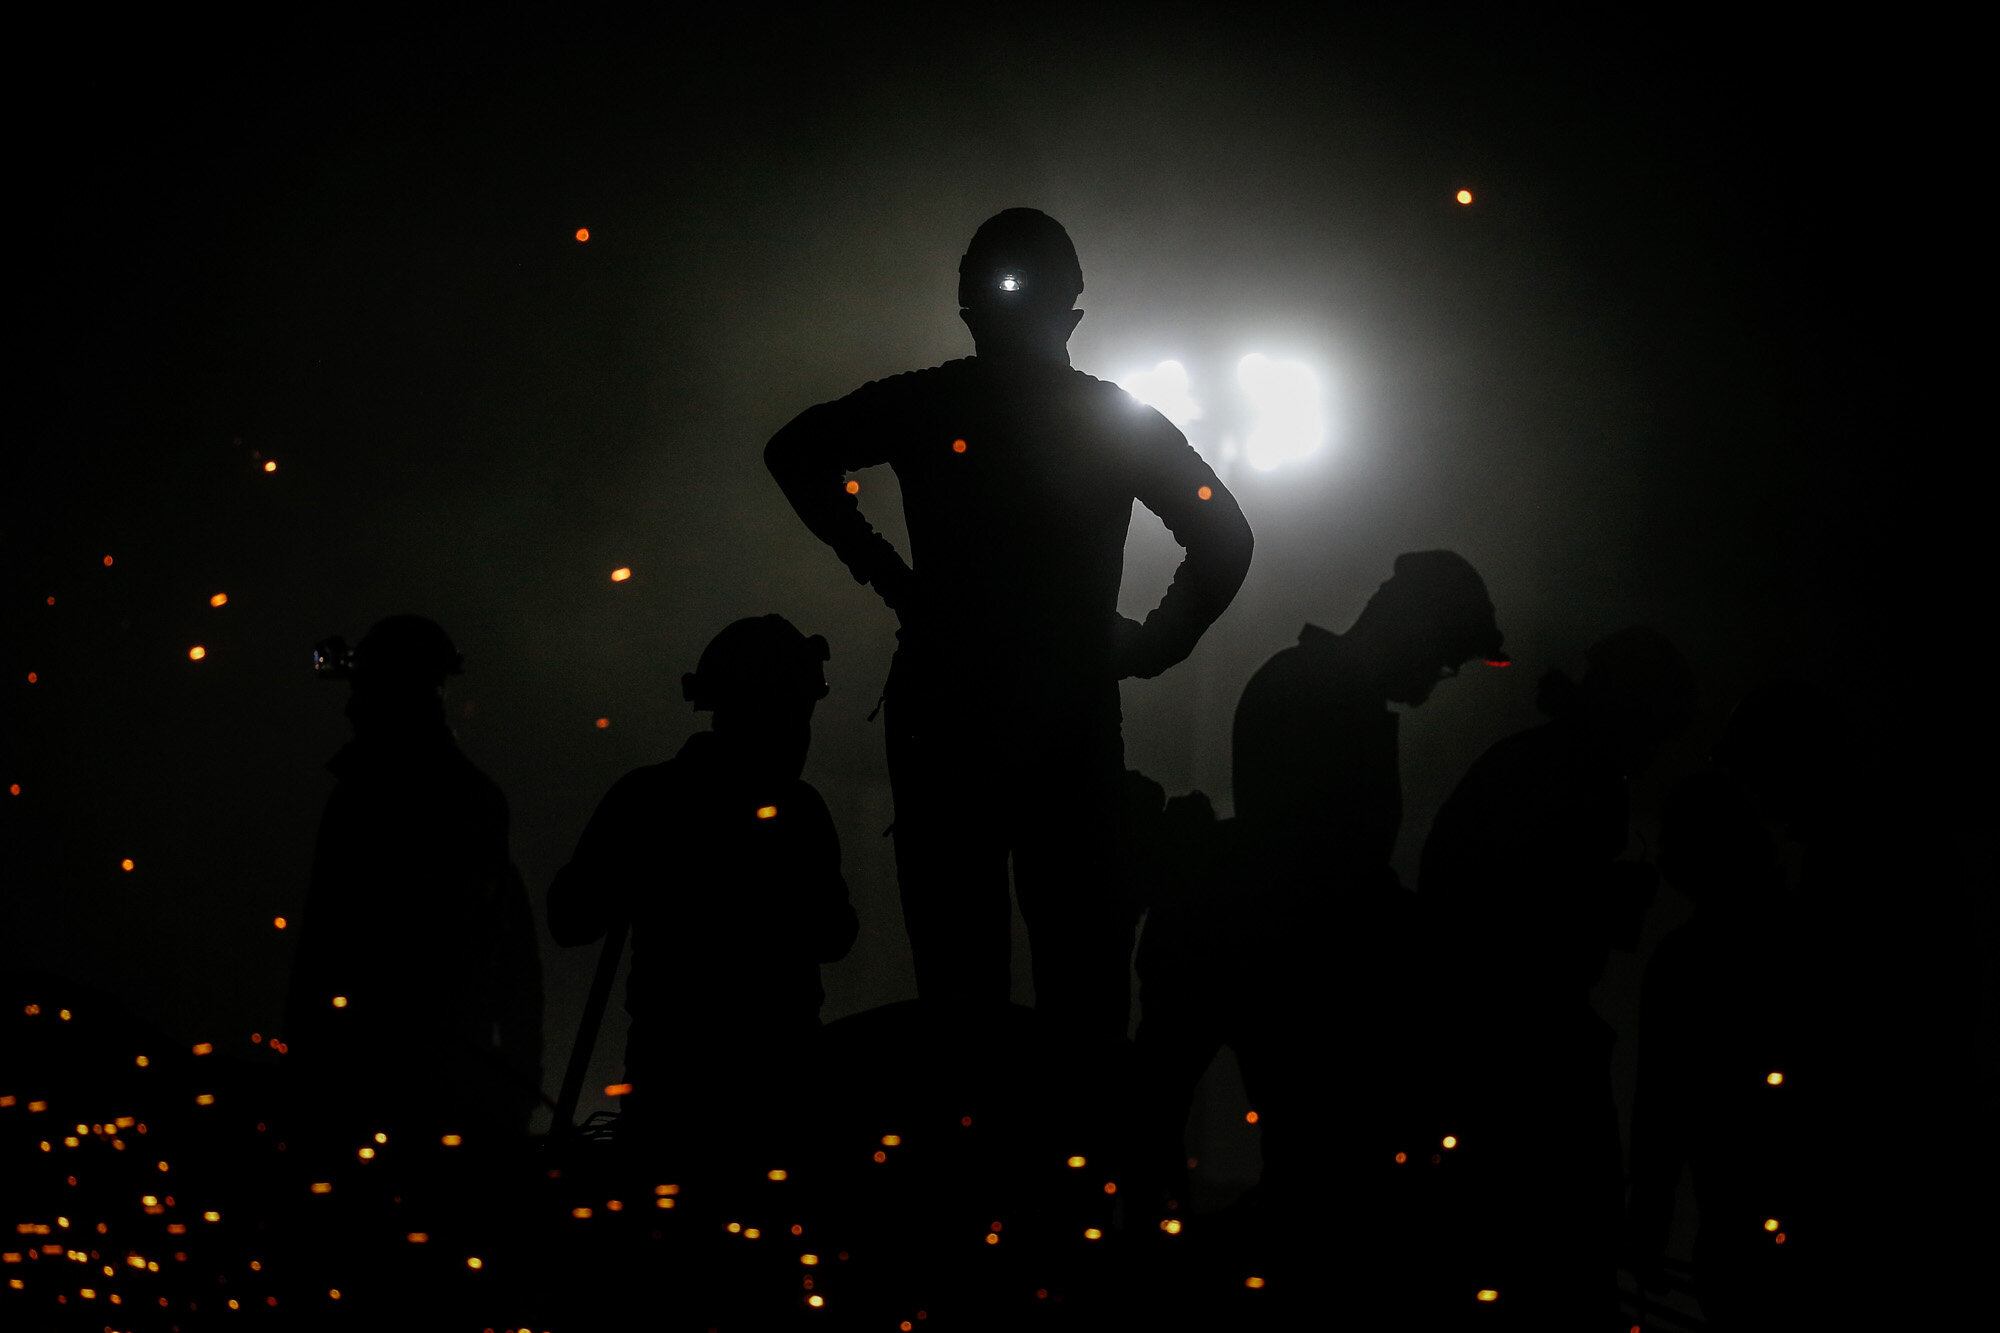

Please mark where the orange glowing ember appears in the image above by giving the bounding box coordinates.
[845,480,860,494]
[1767,1071,1784,1085]
[1457,190,1474,205]
[952,439,968,453]
[611,568,631,582]
[1245,1276,1266,1289]
[605,1084,633,1097]
[1197,486,1212,500]
[263,461,277,472]
[273,917,287,930]
[210,594,228,607]
[757,805,778,819]
[1477,1289,1498,1301]
[596,718,609,729]
[576,228,590,242]
[188,646,206,661]
[1245,1111,1259,1124]
[121,859,135,872]
[103,555,114,566]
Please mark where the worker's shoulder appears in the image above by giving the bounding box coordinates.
[837,358,975,401]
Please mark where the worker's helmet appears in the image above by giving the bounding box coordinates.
[958,208,1083,314]
[1371,550,1507,666]
[682,615,831,712]
[317,615,464,686]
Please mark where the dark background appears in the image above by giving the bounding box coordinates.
[6,6,1982,1196]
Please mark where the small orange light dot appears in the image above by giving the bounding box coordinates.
[808,1295,824,1308]
[466,1256,483,1269]
[26,672,37,683]
[872,1150,887,1163]
[1767,1071,1784,1085]
[441,1134,462,1146]
[1456,189,1473,205]
[405,1232,428,1244]
[605,1083,633,1097]
[572,1207,591,1219]
[881,1134,902,1146]
[1774,1232,1786,1244]
[1245,1111,1259,1124]
[121,859,135,872]
[263,461,277,472]
[1066,1155,1085,1168]
[1394,1151,1407,1163]
[1083,1228,1101,1240]
[331,996,347,1008]
[576,228,590,242]
[136,1055,149,1067]
[8,784,18,796]
[193,1042,212,1055]
[595,717,609,729]
[209,594,228,607]
[1197,485,1212,500]
[1764,1218,1779,1231]
[611,567,631,582]
[1245,1276,1266,1289]
[984,1232,998,1245]
[1477,1289,1498,1302]
[273,917,287,930]
[767,1169,788,1181]
[1102,1181,1117,1195]
[756,805,779,819]
[188,646,206,661]
[103,555,114,566]
[844,480,860,494]
[1442,1135,1458,1149]
[952,439,967,453]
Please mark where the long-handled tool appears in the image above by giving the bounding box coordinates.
[553,921,629,1135]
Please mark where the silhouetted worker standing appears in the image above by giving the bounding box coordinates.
[1134,553,1504,1289]
[1626,769,1802,1330]
[548,616,858,1164]
[766,208,1252,1037]
[285,616,543,1140]
[1420,626,1695,1328]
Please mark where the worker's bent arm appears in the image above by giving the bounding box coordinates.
[1124,420,1254,678]
[764,389,913,608]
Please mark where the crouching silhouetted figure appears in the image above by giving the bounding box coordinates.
[548,616,858,1172]
[1133,552,1505,1307]
[285,616,544,1142]
[1627,770,1803,1330]
[1421,626,1694,1328]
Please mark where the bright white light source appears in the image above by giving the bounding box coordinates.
[1238,354,1323,470]
[1118,360,1203,433]
[999,272,1023,292]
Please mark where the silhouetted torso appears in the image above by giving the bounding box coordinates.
[1232,624,1401,875]
[548,730,858,1119]
[767,356,1250,686]
[285,718,542,1137]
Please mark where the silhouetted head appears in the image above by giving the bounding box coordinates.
[683,615,830,780]
[1714,680,1842,834]
[1349,550,1506,706]
[958,208,1085,365]
[1538,626,1695,777]
[343,615,462,733]
[1658,770,1782,907]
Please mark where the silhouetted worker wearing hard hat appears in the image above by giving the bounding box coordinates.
[765,209,1253,1038]
[285,616,544,1141]
[1132,552,1504,1299]
[1419,626,1695,1329]
[548,616,858,1166]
